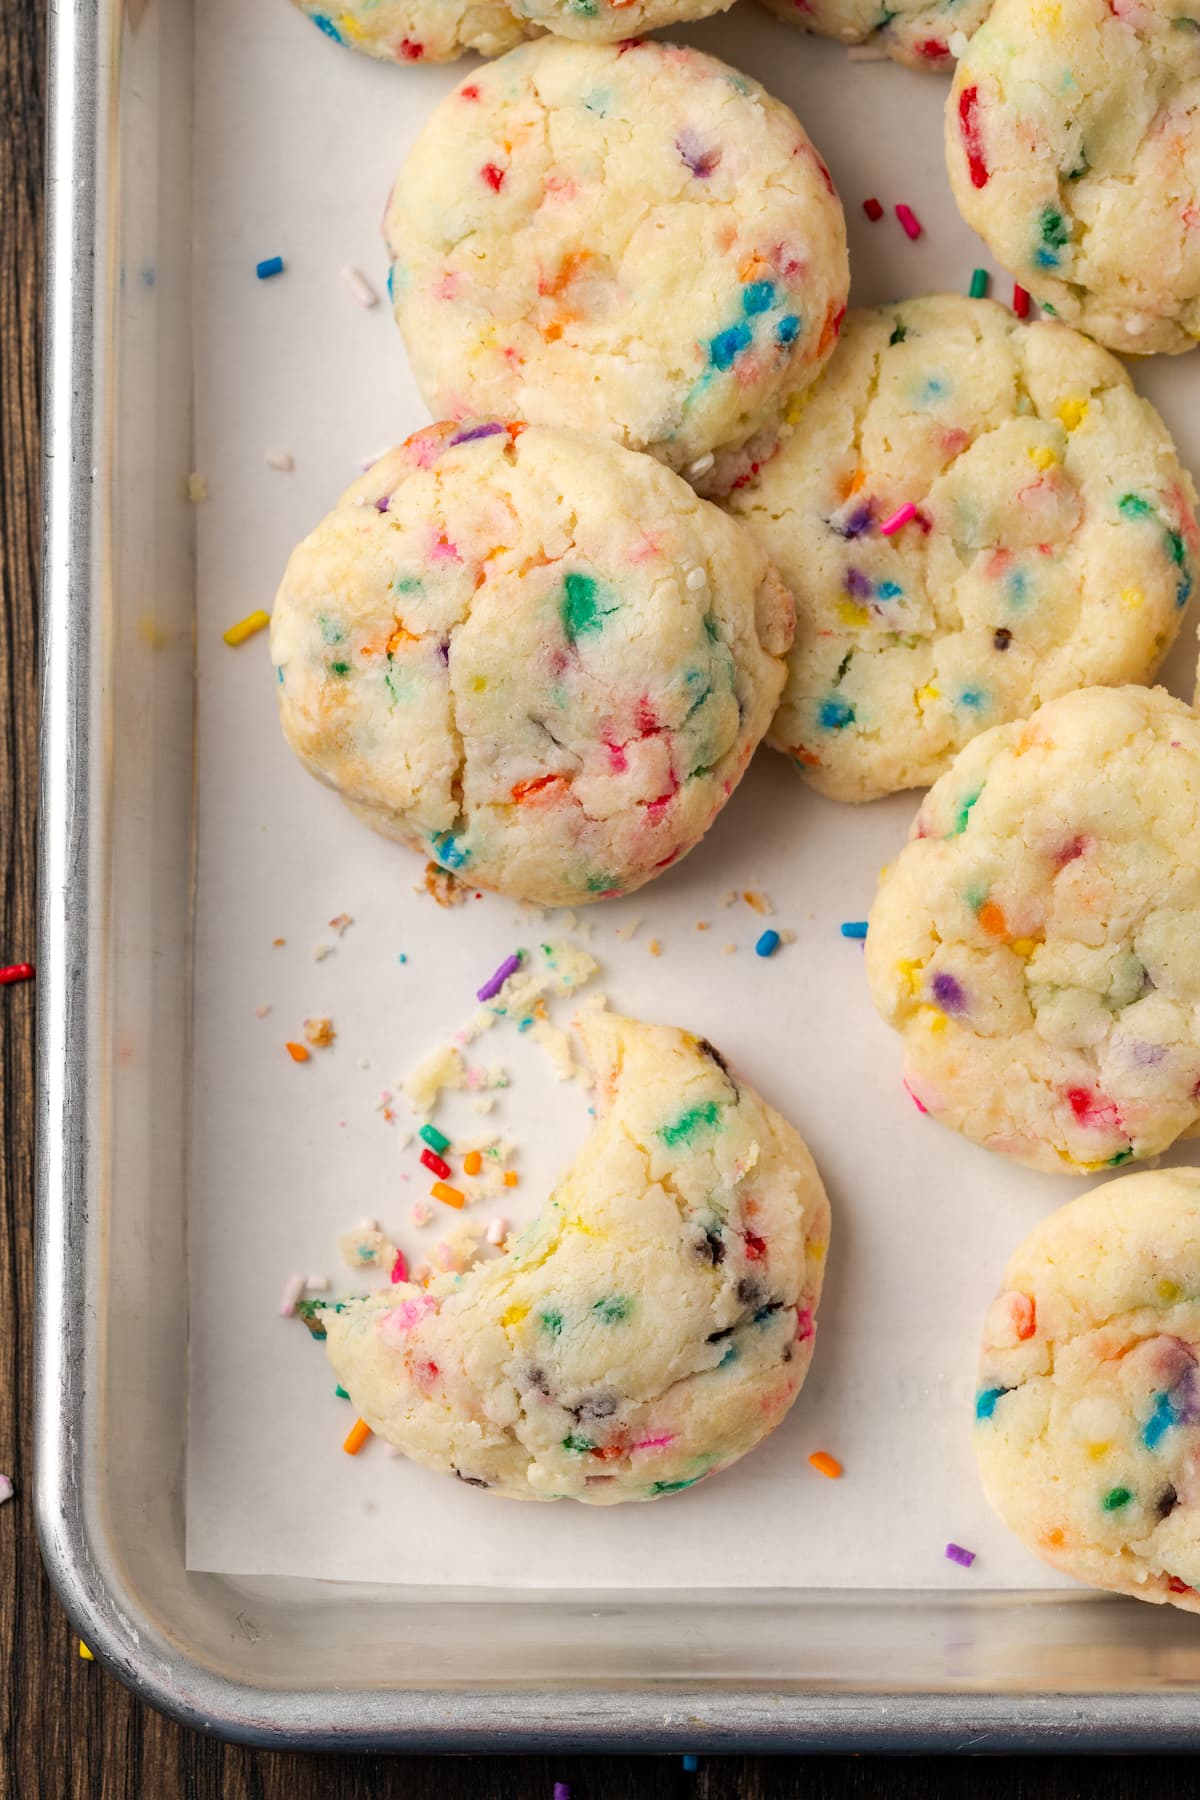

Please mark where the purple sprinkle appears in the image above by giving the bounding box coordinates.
[945,1542,976,1569]
[437,638,450,666]
[931,971,965,1013]
[844,566,872,598]
[837,502,874,540]
[477,951,523,1002]
[553,1787,571,1800]
[449,422,506,447]
[1132,1042,1167,1067]
[676,131,721,178]
[374,495,390,514]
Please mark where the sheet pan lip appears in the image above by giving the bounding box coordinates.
[29,0,1200,1751]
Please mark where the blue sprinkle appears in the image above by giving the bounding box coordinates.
[1143,1390,1178,1451]
[818,696,855,731]
[682,1756,700,1773]
[309,12,344,40]
[709,322,752,370]
[755,930,781,958]
[975,1386,1010,1421]
[1033,247,1059,269]
[256,256,285,280]
[386,262,396,303]
[397,953,408,964]
[841,921,868,939]
[876,580,903,601]
[742,280,776,316]
[959,687,986,710]
[775,313,801,346]
[430,830,469,870]
[1178,572,1193,609]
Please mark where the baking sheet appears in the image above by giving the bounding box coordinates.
[185,0,1200,1589]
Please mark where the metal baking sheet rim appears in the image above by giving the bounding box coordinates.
[32,0,1200,1750]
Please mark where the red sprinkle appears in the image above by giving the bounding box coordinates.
[862,198,884,222]
[460,83,481,100]
[0,963,34,986]
[398,37,424,58]
[895,204,922,241]
[1013,283,1031,319]
[743,1230,768,1262]
[420,1146,452,1180]
[958,86,989,188]
[916,36,949,58]
[1168,1576,1193,1595]
[481,163,505,192]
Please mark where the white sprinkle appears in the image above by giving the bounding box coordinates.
[186,472,208,503]
[686,567,707,591]
[687,452,715,478]
[357,1056,371,1070]
[1125,314,1151,338]
[847,41,889,59]
[948,29,968,54]
[265,450,295,471]
[0,1474,12,1505]
[312,942,334,961]
[305,1273,331,1292]
[342,266,379,309]
[486,1216,508,1246]
[278,1272,306,1317]
[614,916,643,943]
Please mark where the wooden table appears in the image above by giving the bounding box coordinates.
[0,3,1192,1791]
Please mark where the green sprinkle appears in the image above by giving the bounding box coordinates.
[329,661,351,677]
[1103,1486,1133,1511]
[420,1122,450,1154]
[539,1309,564,1337]
[659,1099,721,1148]
[1040,207,1068,247]
[650,1477,700,1495]
[560,571,617,644]
[335,1384,350,1400]
[889,320,907,345]
[1107,1149,1135,1167]
[592,1296,631,1324]
[969,268,989,299]
[952,787,982,835]
[1168,528,1187,567]
[562,1434,595,1454]
[1118,493,1153,519]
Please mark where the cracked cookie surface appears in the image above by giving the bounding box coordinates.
[866,686,1200,1172]
[321,1011,831,1501]
[946,0,1200,354]
[726,295,1199,802]
[976,1169,1200,1611]
[292,0,535,62]
[385,38,849,490]
[270,421,793,906]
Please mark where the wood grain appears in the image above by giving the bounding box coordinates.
[0,2,1192,1792]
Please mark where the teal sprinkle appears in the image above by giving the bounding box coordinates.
[420,1122,450,1154]
[592,1295,631,1324]
[709,322,752,370]
[539,1309,564,1337]
[776,314,801,346]
[562,1434,595,1454]
[742,280,776,316]
[818,696,855,731]
[1006,569,1029,606]
[430,830,469,870]
[1118,493,1153,519]
[650,1477,700,1494]
[719,1345,737,1367]
[1143,1391,1177,1451]
[318,614,344,645]
[969,268,988,299]
[1168,528,1187,566]
[877,580,902,600]
[703,613,721,643]
[959,687,986,710]
[952,787,982,835]
[1103,1486,1133,1511]
[921,377,948,403]
[335,1385,350,1401]
[660,1100,721,1148]
[518,1016,534,1032]
[975,1385,1010,1421]
[560,571,617,644]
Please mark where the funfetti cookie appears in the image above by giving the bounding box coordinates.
[271,422,794,907]
[385,38,849,492]
[726,294,1199,802]
[866,686,1200,1173]
[322,1012,832,1502]
[975,1169,1200,1612]
[292,0,534,63]
[756,0,993,72]
[510,0,736,39]
[947,0,1200,354]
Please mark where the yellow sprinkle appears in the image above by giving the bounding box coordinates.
[1028,445,1059,471]
[1086,1442,1111,1462]
[78,1640,95,1661]
[917,1004,947,1034]
[1121,586,1144,611]
[836,600,870,628]
[501,1304,528,1328]
[648,938,663,956]
[783,392,810,427]
[471,676,487,691]
[1011,938,1038,957]
[896,958,923,994]
[915,684,941,710]
[1158,1279,1181,1302]
[1056,397,1088,431]
[138,614,170,649]
[223,609,271,647]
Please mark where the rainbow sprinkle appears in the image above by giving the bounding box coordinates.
[477,951,524,1001]
[969,268,988,299]
[256,256,284,280]
[755,929,781,957]
[945,1542,976,1568]
[223,609,271,647]
[862,197,883,222]
[840,921,868,939]
[895,204,922,241]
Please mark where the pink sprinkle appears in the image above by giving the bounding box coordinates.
[631,1433,676,1451]
[390,1250,409,1284]
[862,197,883,222]
[380,1294,439,1341]
[278,1273,306,1317]
[795,1307,814,1342]
[895,203,922,241]
[945,1542,976,1569]
[880,502,917,536]
[903,1078,929,1116]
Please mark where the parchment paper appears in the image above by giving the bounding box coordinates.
[186,0,1200,1588]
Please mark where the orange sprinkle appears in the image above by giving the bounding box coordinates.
[463,1149,482,1176]
[285,1041,311,1063]
[504,1170,519,1189]
[386,622,418,655]
[432,1181,465,1209]
[977,901,1008,938]
[343,1418,372,1456]
[808,1451,843,1480]
[511,773,564,805]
